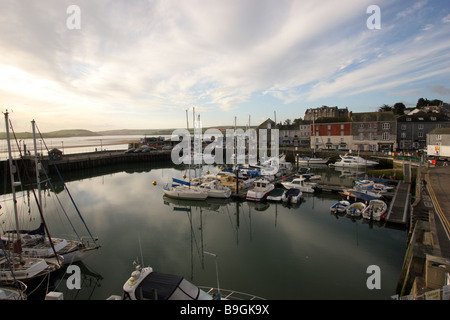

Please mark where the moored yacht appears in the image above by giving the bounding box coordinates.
[246,179,274,201]
[332,154,378,168]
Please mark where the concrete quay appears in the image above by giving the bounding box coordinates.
[396,165,450,299]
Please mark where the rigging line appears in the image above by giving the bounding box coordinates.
[9,119,61,265]
[35,124,97,246]
[39,166,82,242]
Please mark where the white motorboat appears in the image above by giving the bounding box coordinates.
[362,200,388,221]
[281,178,316,193]
[267,188,284,202]
[281,188,302,204]
[297,157,329,165]
[122,260,265,301]
[246,179,274,201]
[346,202,366,217]
[332,154,378,168]
[123,263,213,300]
[330,200,350,213]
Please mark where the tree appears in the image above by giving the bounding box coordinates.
[416,98,430,108]
[393,102,406,115]
[292,117,303,126]
[378,104,393,112]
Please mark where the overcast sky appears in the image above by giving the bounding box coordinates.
[1,0,449,132]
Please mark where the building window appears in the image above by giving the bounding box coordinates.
[382,123,390,130]
[436,124,442,128]
[418,132,423,138]
[431,117,436,121]
[436,135,442,140]
[401,124,406,130]
[327,125,331,130]
[340,124,344,129]
[359,124,364,128]
[401,132,406,138]
[382,132,390,140]
[418,124,424,130]
[340,131,344,136]
[406,118,411,121]
[359,133,364,140]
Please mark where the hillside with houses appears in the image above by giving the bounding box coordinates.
[257,99,450,160]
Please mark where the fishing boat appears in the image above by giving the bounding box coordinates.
[332,154,378,168]
[330,200,350,213]
[281,188,302,204]
[362,200,388,221]
[267,188,285,202]
[281,178,316,193]
[246,179,274,201]
[296,157,329,165]
[346,202,366,217]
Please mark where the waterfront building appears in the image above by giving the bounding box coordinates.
[310,121,352,150]
[351,111,397,152]
[397,111,450,152]
[278,122,310,147]
[426,127,450,160]
[256,118,278,151]
[304,105,349,121]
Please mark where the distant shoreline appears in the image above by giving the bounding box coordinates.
[0,126,251,139]
[0,128,176,139]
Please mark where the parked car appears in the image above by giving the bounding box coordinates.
[125,148,136,153]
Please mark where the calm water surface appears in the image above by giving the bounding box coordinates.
[1,162,408,300]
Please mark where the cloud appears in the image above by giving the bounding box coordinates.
[396,0,428,19]
[428,84,450,95]
[0,0,449,131]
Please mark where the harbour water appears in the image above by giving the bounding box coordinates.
[0,162,408,300]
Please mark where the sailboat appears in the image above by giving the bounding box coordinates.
[1,117,100,265]
[163,178,209,200]
[0,110,61,289]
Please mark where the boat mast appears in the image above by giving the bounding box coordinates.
[31,120,42,208]
[4,110,22,261]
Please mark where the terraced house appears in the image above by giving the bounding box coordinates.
[351,111,397,152]
[310,120,352,150]
[397,111,450,152]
